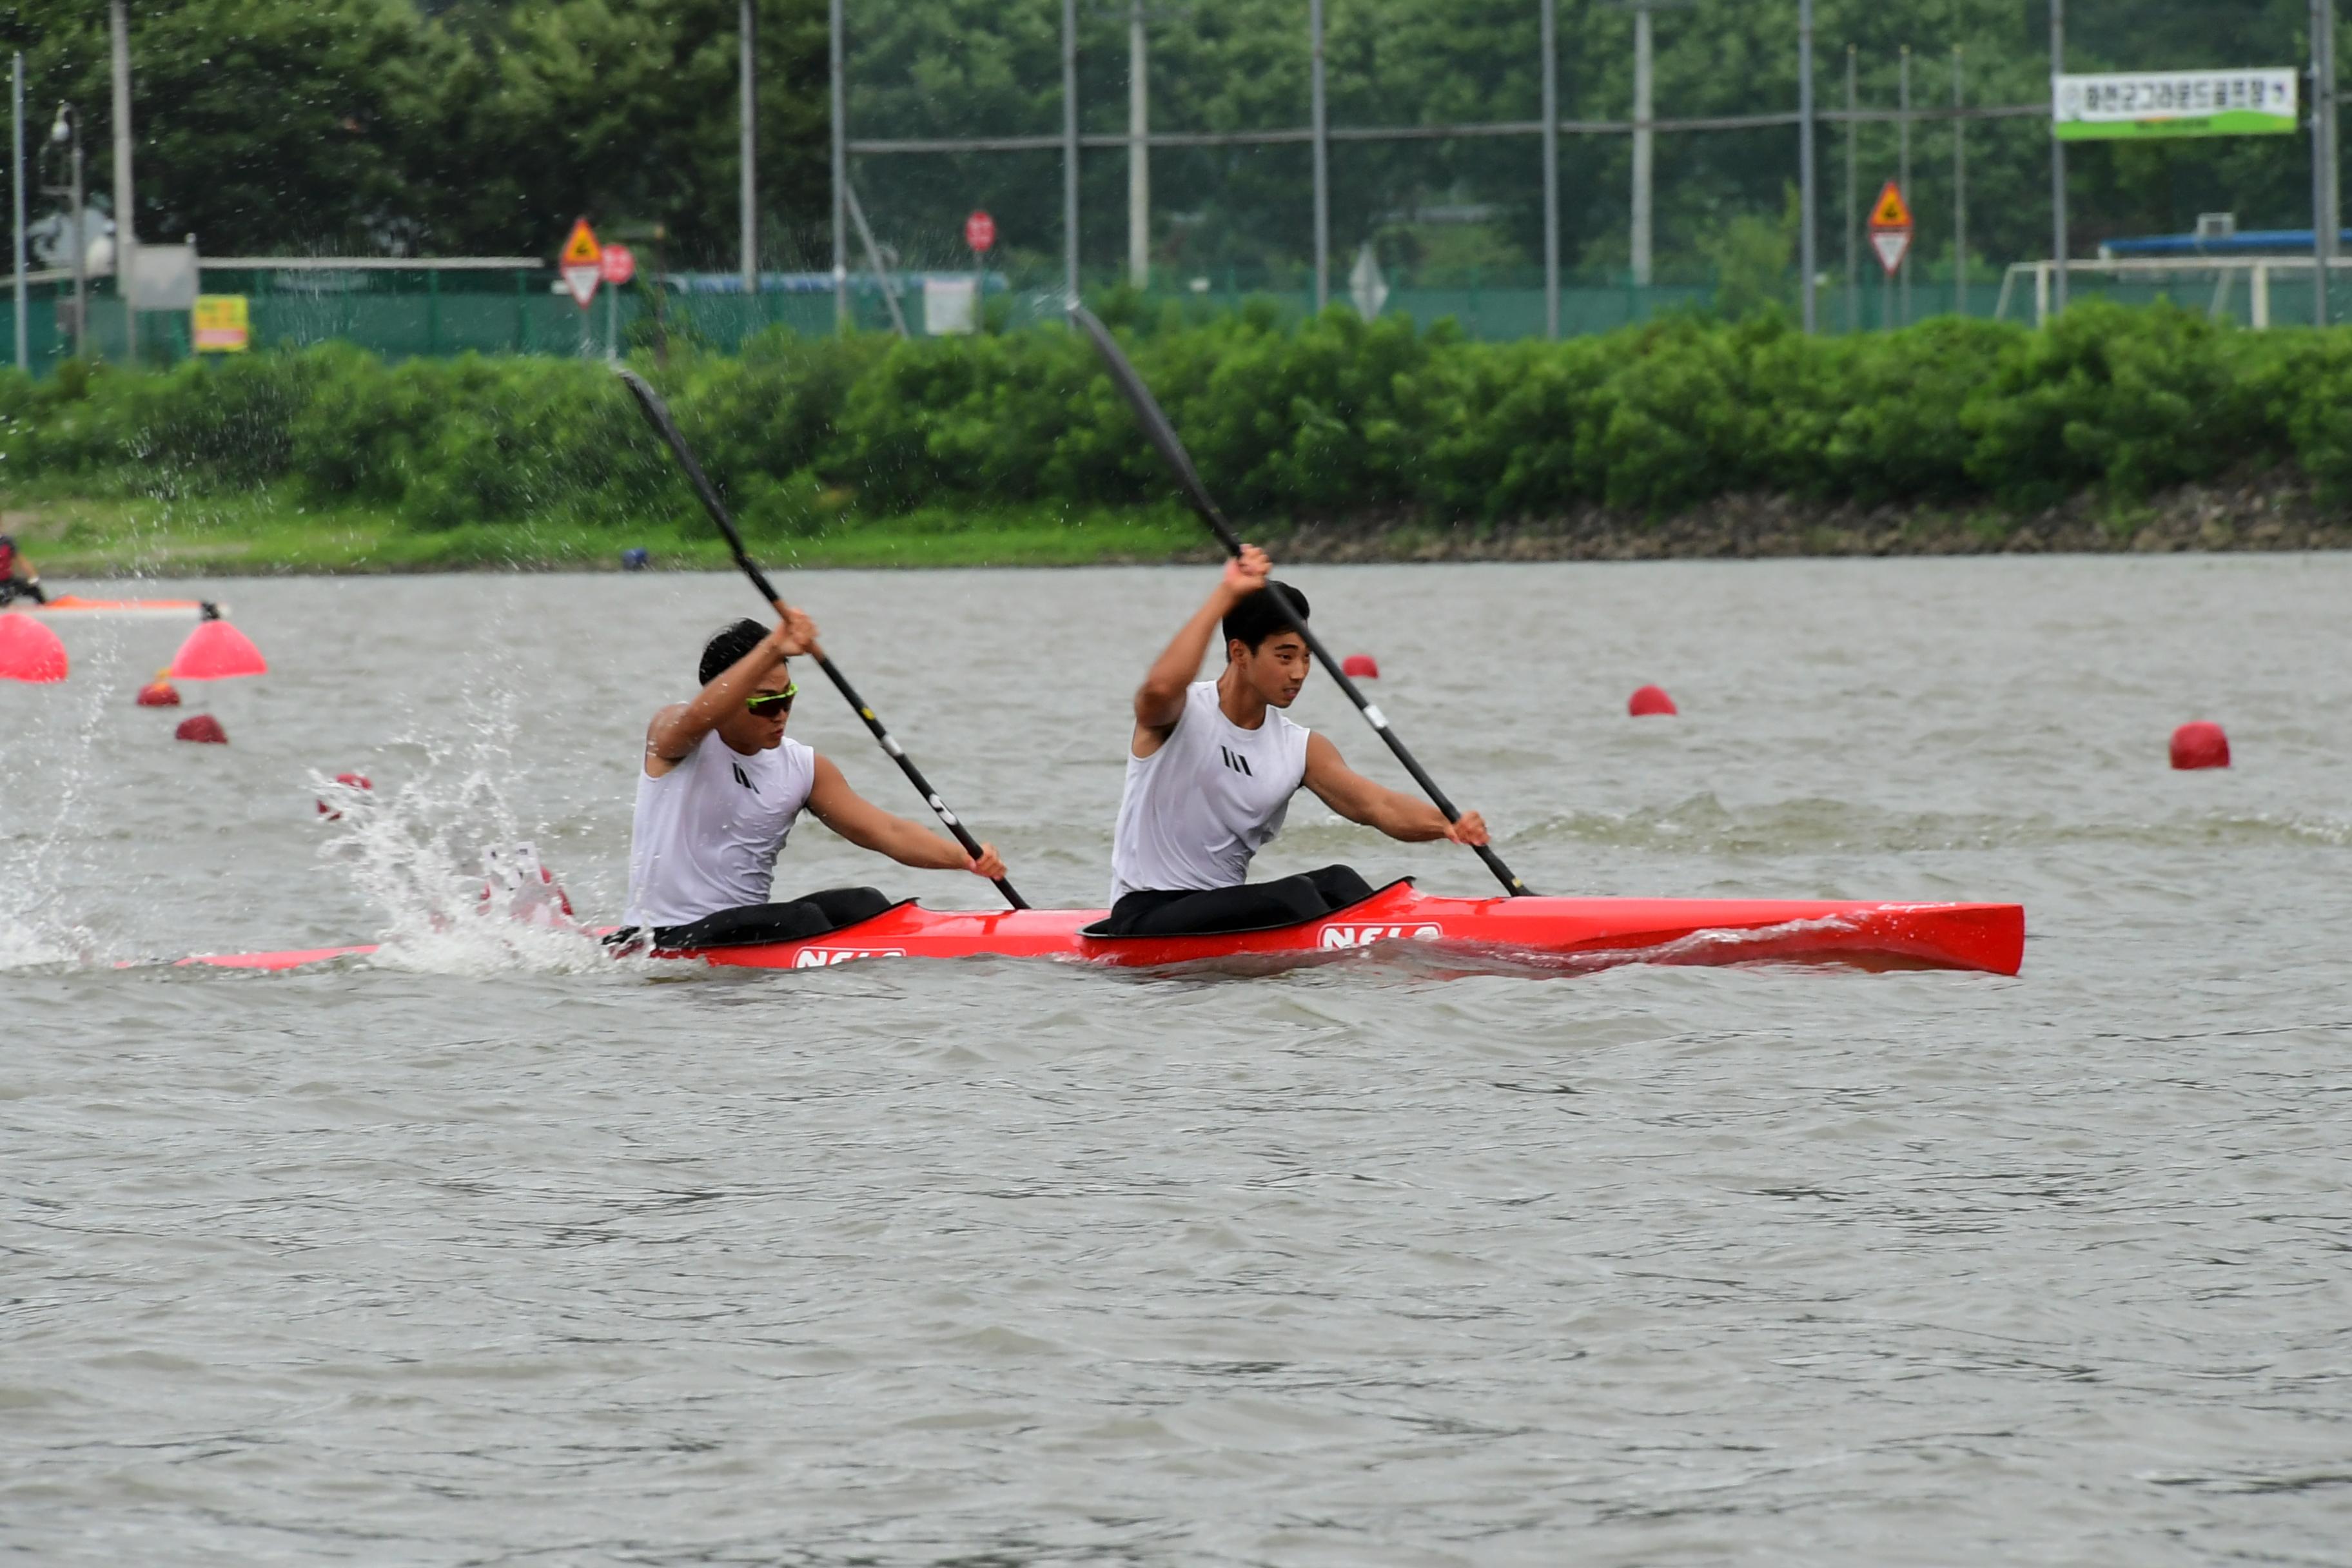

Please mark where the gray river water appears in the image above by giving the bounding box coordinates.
[5,558,2349,1565]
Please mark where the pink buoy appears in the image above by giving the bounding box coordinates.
[170,616,268,680]
[175,713,229,744]
[2170,721,2230,770]
[1628,684,1677,717]
[0,612,68,682]
[1341,653,1380,679]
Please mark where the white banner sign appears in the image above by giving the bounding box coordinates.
[2053,70,2298,140]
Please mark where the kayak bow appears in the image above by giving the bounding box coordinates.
[177,884,2024,977]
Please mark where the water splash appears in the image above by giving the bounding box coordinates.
[314,763,620,977]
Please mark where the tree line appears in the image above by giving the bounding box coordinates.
[0,1,2331,277]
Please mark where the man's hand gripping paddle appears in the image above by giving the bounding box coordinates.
[616,367,1029,911]
[1068,305,1532,897]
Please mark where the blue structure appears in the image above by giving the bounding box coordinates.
[2101,229,2352,259]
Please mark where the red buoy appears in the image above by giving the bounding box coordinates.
[1341,653,1380,679]
[1629,684,1677,717]
[0,612,68,683]
[135,668,182,706]
[2170,721,2230,770]
[318,772,374,819]
[170,617,268,680]
[175,713,229,744]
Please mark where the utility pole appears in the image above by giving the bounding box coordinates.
[2313,0,2337,326]
[11,54,24,373]
[109,0,133,362]
[1897,44,1910,328]
[740,0,758,296]
[1129,0,1149,288]
[1632,3,1654,288]
[1541,0,1559,337]
[2050,0,2067,314]
[1799,0,1817,333]
[1845,44,1857,331]
[829,0,845,329]
[1063,0,1079,302]
[1310,0,1328,311]
[1954,46,1967,318]
[51,104,84,360]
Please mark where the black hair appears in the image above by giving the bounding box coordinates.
[1222,580,1309,654]
[699,618,778,686]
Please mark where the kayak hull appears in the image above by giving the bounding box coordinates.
[176,886,2024,977]
[683,885,2025,976]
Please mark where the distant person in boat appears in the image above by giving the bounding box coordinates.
[1099,545,1489,936]
[0,534,45,605]
[618,614,1007,950]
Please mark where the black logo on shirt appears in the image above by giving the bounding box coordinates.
[732,763,758,792]
[1220,745,1253,777]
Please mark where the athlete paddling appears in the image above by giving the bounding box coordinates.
[620,615,1007,949]
[1101,546,1490,936]
[0,534,45,605]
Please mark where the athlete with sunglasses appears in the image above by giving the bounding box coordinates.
[618,614,1007,950]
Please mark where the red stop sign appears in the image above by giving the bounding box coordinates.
[965,210,996,253]
[599,244,636,285]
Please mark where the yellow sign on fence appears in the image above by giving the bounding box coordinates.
[192,295,250,353]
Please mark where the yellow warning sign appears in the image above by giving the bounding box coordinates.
[1868,181,1913,231]
[560,218,602,266]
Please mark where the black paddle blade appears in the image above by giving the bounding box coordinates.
[1067,306,1242,553]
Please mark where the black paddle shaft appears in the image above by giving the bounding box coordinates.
[616,368,1029,911]
[1068,306,1531,897]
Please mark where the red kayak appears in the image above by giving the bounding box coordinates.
[178,882,2024,977]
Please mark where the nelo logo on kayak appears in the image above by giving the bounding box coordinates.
[792,946,908,968]
[1317,922,1443,949]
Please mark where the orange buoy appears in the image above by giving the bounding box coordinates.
[2170,721,2230,770]
[135,667,182,706]
[0,612,68,682]
[1340,653,1380,679]
[175,713,229,744]
[170,615,268,681]
[317,772,374,820]
[1629,684,1677,717]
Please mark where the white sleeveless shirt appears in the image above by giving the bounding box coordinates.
[623,730,818,928]
[1110,680,1311,903]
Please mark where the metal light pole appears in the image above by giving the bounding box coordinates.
[1798,0,1817,334]
[1063,0,1079,302]
[1845,44,1857,331]
[1632,3,1654,288]
[1310,0,1328,311]
[2050,0,2067,315]
[829,0,845,330]
[1541,0,1558,337]
[740,0,758,295]
[1128,0,1149,288]
[50,103,83,360]
[11,54,24,373]
[1954,46,1967,318]
[110,0,133,362]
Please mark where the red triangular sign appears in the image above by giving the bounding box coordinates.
[1871,228,1912,275]
[1869,181,1912,231]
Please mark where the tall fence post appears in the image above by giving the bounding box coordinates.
[1798,0,1817,333]
[1128,0,1148,288]
[2313,0,2336,326]
[1897,44,1910,327]
[830,0,847,331]
[1063,0,1079,302]
[1845,44,1857,332]
[1541,0,1559,338]
[1632,3,1654,288]
[740,0,758,296]
[1310,0,1329,312]
[2050,0,2067,315]
[10,53,24,373]
[1954,46,1966,318]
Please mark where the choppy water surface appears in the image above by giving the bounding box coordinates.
[5,558,2349,1565]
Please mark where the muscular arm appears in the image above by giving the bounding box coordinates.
[643,609,814,776]
[1131,545,1271,757]
[806,754,1007,877]
[1301,732,1489,846]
